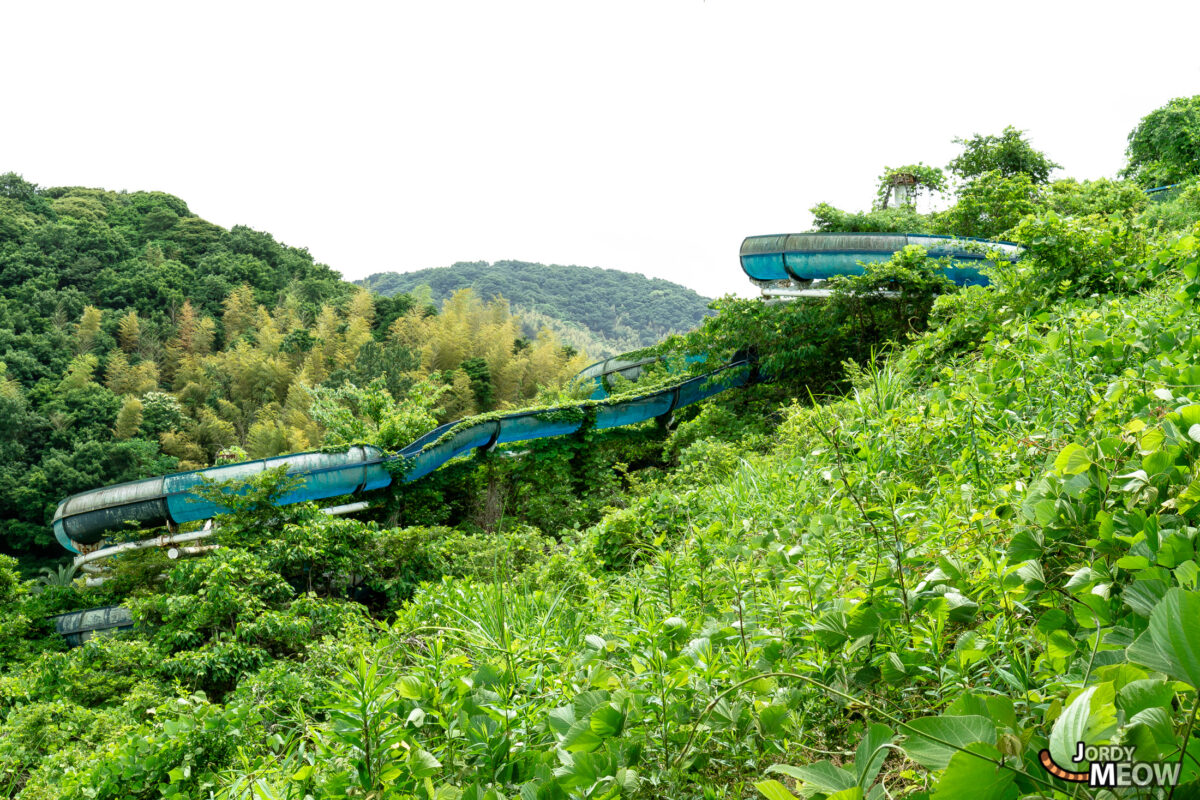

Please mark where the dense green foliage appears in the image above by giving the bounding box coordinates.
[811,126,1060,238]
[1122,95,1200,188]
[813,121,1172,241]
[6,97,1200,800]
[947,125,1061,185]
[358,261,714,358]
[810,203,935,234]
[0,178,588,563]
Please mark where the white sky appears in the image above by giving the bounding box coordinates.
[3,1,1198,299]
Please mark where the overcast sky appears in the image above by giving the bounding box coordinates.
[3,1,1198,299]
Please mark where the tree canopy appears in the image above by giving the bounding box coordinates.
[1122,94,1200,187]
[947,125,1060,184]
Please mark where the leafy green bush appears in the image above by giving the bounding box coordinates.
[130,549,294,652]
[1140,176,1200,233]
[1004,210,1151,300]
[935,169,1041,238]
[668,401,770,461]
[947,125,1061,184]
[1042,177,1147,219]
[16,638,164,708]
[365,524,555,607]
[58,693,264,800]
[809,202,935,233]
[918,283,1007,361]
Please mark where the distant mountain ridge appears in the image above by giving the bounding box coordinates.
[357,260,714,358]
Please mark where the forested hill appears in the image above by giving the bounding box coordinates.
[0,175,359,557]
[0,175,588,561]
[357,260,714,357]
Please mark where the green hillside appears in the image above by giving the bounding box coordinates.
[358,260,714,358]
[0,179,585,562]
[4,97,1200,800]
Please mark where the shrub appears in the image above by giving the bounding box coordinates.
[1005,210,1151,299]
[1140,176,1200,233]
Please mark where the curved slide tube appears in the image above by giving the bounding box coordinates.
[53,356,754,554]
[55,227,1039,555]
[740,232,1020,294]
[52,605,134,646]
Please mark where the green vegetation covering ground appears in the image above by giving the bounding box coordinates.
[358,261,714,358]
[3,97,1200,800]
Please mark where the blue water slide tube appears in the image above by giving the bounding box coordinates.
[52,356,753,554]
[575,352,708,399]
[740,232,1020,288]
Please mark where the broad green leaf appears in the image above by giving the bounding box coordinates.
[754,780,799,800]
[758,704,791,737]
[1177,479,1200,519]
[1143,448,1174,477]
[291,765,314,781]
[1176,560,1200,589]
[768,762,857,794]
[1117,555,1151,570]
[1126,588,1200,688]
[572,690,609,719]
[397,676,424,700]
[1054,443,1091,475]
[811,611,852,648]
[1016,560,1045,587]
[1094,662,1148,690]
[1049,684,1117,769]
[1006,530,1043,562]
[983,696,1017,730]
[615,768,639,795]
[1045,630,1076,671]
[1033,500,1058,526]
[944,693,988,719]
[407,748,441,779]
[555,751,600,788]
[1129,707,1177,752]
[1160,532,1196,567]
[588,703,624,738]
[944,592,978,623]
[902,715,996,770]
[1124,579,1169,617]
[709,697,740,730]
[560,718,604,752]
[548,705,575,736]
[1118,469,1149,492]
[931,743,1015,800]
[1035,609,1068,635]
[854,723,894,788]
[827,789,865,800]
[1123,719,1162,763]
